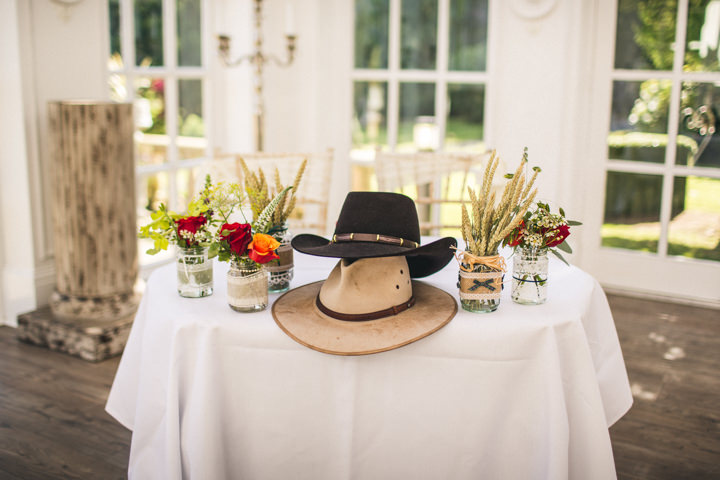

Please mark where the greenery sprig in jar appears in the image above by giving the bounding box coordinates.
[215,186,292,312]
[239,157,307,293]
[503,202,581,305]
[457,148,539,313]
[138,178,225,298]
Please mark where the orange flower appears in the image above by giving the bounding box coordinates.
[248,233,281,264]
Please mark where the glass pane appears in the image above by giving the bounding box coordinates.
[355,0,389,69]
[608,80,672,163]
[445,83,485,151]
[176,168,196,212]
[134,76,166,135]
[177,0,202,67]
[685,0,720,72]
[109,73,127,102]
[135,0,164,66]
[401,0,437,70]
[109,0,122,64]
[136,139,168,166]
[602,171,663,253]
[352,81,388,150]
[615,0,676,70]
[449,0,488,71]
[179,79,204,137]
[677,81,719,167]
[398,82,435,150]
[668,176,720,262]
[137,172,172,265]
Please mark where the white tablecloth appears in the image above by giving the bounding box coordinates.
[107,245,632,480]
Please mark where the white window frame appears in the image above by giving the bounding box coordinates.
[110,0,212,270]
[350,0,491,162]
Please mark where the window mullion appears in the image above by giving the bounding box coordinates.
[163,0,179,209]
[387,0,401,150]
[435,0,449,151]
[657,0,690,257]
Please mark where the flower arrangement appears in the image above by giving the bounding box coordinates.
[456,148,539,313]
[503,202,582,265]
[138,176,243,255]
[214,186,293,267]
[239,157,307,238]
[460,148,539,258]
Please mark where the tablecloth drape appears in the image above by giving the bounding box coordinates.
[107,246,632,480]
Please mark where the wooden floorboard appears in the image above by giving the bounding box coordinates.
[607,294,720,480]
[0,292,717,479]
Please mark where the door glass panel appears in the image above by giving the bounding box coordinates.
[602,172,663,253]
[445,83,485,151]
[134,0,164,67]
[352,81,388,151]
[135,76,166,135]
[355,0,389,69]
[177,0,202,67]
[668,176,720,262]
[109,0,122,65]
[137,172,171,265]
[685,0,720,72]
[176,168,196,212]
[449,0,488,71]
[677,81,719,167]
[400,0,437,70]
[178,79,204,138]
[608,80,672,163]
[398,82,435,151]
[615,0,677,70]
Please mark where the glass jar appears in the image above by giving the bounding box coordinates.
[511,247,548,305]
[227,259,269,312]
[267,225,294,294]
[458,260,504,313]
[176,246,213,298]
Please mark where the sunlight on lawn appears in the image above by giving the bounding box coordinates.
[602,177,720,261]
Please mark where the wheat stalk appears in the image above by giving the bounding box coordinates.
[460,148,540,256]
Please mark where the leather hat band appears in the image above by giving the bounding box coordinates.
[332,233,419,249]
[316,295,416,322]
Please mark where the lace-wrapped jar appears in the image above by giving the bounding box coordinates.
[176,246,213,298]
[511,247,548,305]
[266,225,294,294]
[227,260,269,312]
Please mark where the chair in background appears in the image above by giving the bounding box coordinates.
[373,149,492,236]
[206,149,335,235]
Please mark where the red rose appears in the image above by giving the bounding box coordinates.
[176,215,207,245]
[219,222,253,256]
[506,221,525,247]
[546,224,570,247]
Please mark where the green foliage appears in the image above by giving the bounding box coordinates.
[253,187,293,234]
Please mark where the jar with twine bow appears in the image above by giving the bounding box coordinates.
[458,148,540,313]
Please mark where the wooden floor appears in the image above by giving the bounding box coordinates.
[0,293,718,479]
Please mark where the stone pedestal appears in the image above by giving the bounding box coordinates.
[17,306,134,362]
[17,101,139,361]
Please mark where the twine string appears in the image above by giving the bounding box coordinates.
[452,247,507,273]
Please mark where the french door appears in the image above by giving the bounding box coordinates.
[584,0,720,305]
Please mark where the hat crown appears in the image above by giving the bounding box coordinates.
[334,192,421,243]
[319,257,412,316]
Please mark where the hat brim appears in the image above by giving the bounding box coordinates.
[272,280,457,356]
[291,235,457,278]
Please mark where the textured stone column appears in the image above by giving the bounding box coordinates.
[17,101,139,361]
[47,100,139,320]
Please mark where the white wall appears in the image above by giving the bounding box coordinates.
[0,0,109,326]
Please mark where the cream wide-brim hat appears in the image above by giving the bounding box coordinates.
[272,257,457,355]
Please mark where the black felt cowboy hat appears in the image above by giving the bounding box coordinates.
[291,191,457,278]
